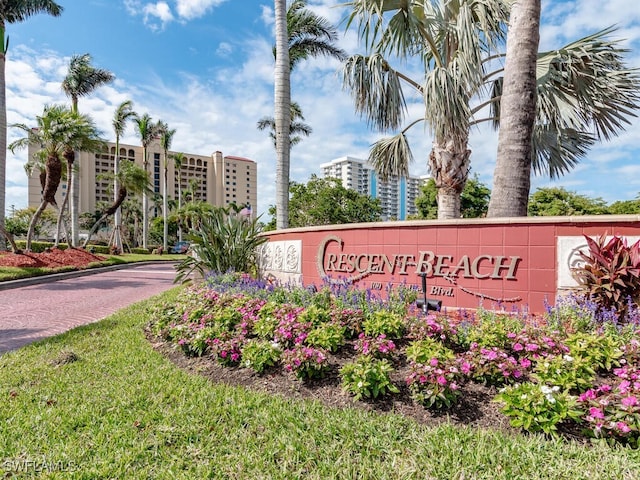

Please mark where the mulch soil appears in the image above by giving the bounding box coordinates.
[0,248,106,268]
[147,331,525,435]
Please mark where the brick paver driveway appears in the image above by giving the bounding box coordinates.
[0,263,177,354]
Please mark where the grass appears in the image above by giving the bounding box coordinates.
[0,253,185,282]
[1,289,640,479]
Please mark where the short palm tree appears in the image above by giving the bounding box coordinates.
[54,114,104,247]
[111,100,138,251]
[9,105,102,250]
[0,0,63,251]
[82,160,150,247]
[158,121,176,251]
[61,53,114,245]
[134,113,162,249]
[342,0,640,219]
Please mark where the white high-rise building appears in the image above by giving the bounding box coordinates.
[320,156,428,220]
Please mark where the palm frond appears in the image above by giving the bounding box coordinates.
[343,53,407,131]
[369,132,414,181]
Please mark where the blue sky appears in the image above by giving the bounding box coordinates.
[5,0,640,218]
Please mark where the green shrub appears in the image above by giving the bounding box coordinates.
[496,382,582,435]
[362,310,405,338]
[405,338,455,364]
[532,354,596,393]
[305,323,346,352]
[340,355,399,400]
[564,331,623,372]
[131,247,151,254]
[242,340,281,373]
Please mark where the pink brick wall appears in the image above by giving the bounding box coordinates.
[262,216,640,314]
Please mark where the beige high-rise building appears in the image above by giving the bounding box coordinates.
[27,138,258,219]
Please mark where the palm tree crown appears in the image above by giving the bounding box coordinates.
[342,0,639,219]
[62,53,115,113]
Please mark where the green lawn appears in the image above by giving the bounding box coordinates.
[1,289,639,479]
[0,253,184,282]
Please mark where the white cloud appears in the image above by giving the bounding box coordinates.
[215,42,233,57]
[175,0,228,20]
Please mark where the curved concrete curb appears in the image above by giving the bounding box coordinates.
[0,261,179,291]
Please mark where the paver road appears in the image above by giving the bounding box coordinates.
[0,263,178,354]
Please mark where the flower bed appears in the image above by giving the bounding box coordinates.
[148,273,640,446]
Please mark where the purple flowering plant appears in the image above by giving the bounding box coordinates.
[460,343,530,386]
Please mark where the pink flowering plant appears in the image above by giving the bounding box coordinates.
[406,357,462,409]
[406,314,459,348]
[577,365,640,446]
[460,343,530,386]
[340,355,399,400]
[353,333,396,359]
[281,345,330,380]
[208,334,245,366]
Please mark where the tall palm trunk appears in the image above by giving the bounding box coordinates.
[0,25,6,251]
[55,148,74,247]
[162,163,168,251]
[428,139,471,219]
[27,154,62,250]
[83,186,127,247]
[274,0,291,229]
[142,148,149,249]
[488,0,541,217]
[113,147,122,253]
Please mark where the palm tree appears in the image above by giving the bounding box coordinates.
[9,105,100,251]
[111,100,137,252]
[158,121,176,252]
[342,0,640,219]
[0,1,63,251]
[274,0,291,229]
[82,160,150,247]
[285,0,347,70]
[133,113,161,249]
[54,113,104,247]
[270,0,346,229]
[172,152,185,241]
[61,53,114,246]
[257,101,312,148]
[487,0,540,217]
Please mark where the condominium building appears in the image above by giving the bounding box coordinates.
[27,138,258,218]
[320,156,428,220]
